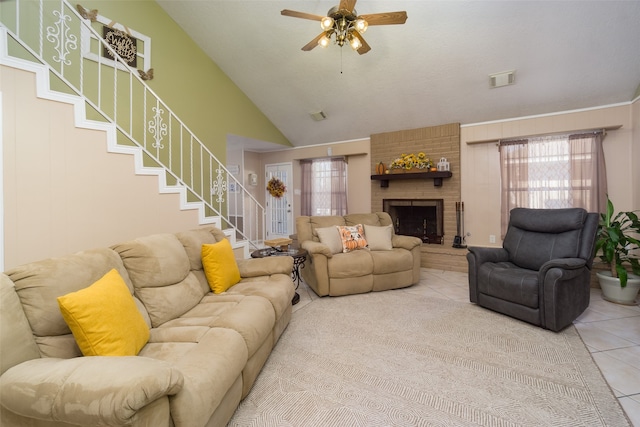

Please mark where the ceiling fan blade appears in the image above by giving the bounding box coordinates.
[353,31,371,55]
[359,11,408,25]
[302,33,326,51]
[339,0,357,12]
[281,9,324,21]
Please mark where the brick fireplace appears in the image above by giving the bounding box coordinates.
[370,123,468,272]
[383,199,444,244]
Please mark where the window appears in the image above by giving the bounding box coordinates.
[300,158,348,216]
[499,132,607,236]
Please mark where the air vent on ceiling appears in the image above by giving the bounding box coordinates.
[489,70,516,88]
[309,111,327,121]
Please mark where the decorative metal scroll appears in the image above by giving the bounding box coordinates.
[148,105,167,149]
[46,9,78,65]
[212,169,228,203]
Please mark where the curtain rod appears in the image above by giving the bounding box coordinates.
[465,124,622,145]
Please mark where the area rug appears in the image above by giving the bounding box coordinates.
[228,290,630,426]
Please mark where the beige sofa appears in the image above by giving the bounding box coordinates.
[0,226,294,427]
[296,212,422,296]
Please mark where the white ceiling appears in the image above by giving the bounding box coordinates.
[157,1,640,149]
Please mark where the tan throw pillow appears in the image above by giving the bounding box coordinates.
[337,224,368,253]
[316,226,343,254]
[365,224,394,251]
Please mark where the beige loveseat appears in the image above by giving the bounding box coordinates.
[296,212,422,296]
[0,226,294,427]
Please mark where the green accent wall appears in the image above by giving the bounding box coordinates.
[80,0,291,160]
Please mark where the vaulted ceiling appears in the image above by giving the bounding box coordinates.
[157,1,640,149]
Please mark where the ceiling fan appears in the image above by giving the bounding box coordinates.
[281,0,407,55]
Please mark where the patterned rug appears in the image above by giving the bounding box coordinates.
[228,290,630,426]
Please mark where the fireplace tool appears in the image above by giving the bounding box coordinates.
[453,201,467,248]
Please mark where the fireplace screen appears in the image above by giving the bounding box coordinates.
[383,199,444,244]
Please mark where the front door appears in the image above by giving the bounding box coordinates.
[265,163,293,240]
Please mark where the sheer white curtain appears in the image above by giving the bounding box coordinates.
[300,158,348,216]
[499,132,607,237]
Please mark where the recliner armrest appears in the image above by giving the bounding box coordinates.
[538,258,588,280]
[301,240,333,258]
[0,356,183,425]
[392,235,422,251]
[237,256,294,277]
[540,257,587,271]
[467,246,510,265]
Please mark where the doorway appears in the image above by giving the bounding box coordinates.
[265,162,293,240]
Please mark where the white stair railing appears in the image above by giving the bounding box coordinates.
[0,0,265,247]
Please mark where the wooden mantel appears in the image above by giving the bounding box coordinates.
[371,171,453,188]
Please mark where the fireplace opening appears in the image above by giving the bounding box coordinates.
[383,199,444,244]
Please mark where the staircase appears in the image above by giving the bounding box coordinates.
[0,0,265,257]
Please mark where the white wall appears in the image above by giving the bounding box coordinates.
[2,66,205,269]
[460,103,636,248]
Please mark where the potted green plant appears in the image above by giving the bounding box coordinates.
[594,197,640,304]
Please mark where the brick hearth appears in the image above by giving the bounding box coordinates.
[370,123,468,273]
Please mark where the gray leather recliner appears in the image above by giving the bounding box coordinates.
[467,208,598,332]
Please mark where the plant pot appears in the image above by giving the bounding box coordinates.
[596,271,640,305]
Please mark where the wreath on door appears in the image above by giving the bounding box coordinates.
[266,177,286,198]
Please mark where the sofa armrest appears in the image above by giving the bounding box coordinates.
[0,356,183,426]
[237,256,294,278]
[301,240,333,258]
[392,235,422,251]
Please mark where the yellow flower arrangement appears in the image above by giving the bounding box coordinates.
[266,177,286,198]
[389,152,432,170]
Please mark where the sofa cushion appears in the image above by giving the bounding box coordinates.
[0,274,41,375]
[344,213,387,226]
[228,275,295,320]
[503,208,587,271]
[338,224,368,253]
[175,295,275,358]
[6,248,142,358]
[57,269,150,356]
[175,227,219,271]
[202,239,241,294]
[113,234,206,327]
[310,216,347,241]
[327,251,373,278]
[370,249,413,274]
[477,262,539,309]
[365,224,393,251]
[139,327,248,427]
[316,226,343,254]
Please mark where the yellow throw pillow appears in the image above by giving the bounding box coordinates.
[202,239,241,294]
[57,269,150,356]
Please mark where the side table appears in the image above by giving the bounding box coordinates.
[250,248,307,305]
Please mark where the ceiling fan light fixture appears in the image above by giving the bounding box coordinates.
[355,18,368,34]
[318,34,331,48]
[320,16,334,31]
[349,33,362,50]
[282,2,407,56]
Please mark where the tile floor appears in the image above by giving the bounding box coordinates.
[292,268,640,426]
